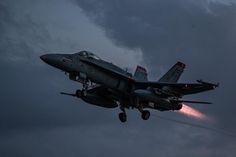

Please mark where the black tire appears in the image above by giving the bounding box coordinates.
[141,110,150,120]
[119,112,127,123]
[76,90,81,98]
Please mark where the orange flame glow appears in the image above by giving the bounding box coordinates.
[177,104,208,120]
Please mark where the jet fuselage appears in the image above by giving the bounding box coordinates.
[41,50,218,122]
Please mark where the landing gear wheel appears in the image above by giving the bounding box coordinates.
[81,89,87,97]
[141,110,150,120]
[119,112,127,123]
[76,90,81,97]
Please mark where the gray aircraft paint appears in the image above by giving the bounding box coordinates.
[41,50,218,117]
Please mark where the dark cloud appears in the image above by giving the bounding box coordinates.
[0,1,50,61]
[1,0,236,157]
[75,0,236,66]
[75,0,236,155]
[75,0,236,126]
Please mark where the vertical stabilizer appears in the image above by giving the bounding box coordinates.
[134,66,148,81]
[158,62,185,83]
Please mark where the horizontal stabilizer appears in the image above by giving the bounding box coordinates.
[158,62,186,83]
[135,81,218,96]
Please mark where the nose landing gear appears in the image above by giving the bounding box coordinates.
[81,81,90,97]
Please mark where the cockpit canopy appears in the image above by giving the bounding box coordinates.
[76,51,101,60]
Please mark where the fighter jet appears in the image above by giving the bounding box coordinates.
[40,50,219,122]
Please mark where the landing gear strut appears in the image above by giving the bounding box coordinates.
[81,81,89,96]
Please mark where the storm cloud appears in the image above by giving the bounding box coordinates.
[75,0,236,126]
[0,0,236,156]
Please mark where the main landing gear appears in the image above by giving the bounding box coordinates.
[79,80,92,97]
[75,86,87,98]
[118,106,151,123]
[75,89,87,98]
[141,110,150,120]
[138,106,150,120]
[119,112,127,123]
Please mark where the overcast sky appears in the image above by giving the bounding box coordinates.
[0,0,236,157]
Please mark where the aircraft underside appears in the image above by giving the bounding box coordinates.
[61,85,183,123]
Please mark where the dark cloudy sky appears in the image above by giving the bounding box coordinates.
[1,0,236,156]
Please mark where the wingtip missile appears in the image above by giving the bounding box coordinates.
[197,79,219,88]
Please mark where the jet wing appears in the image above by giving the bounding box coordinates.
[87,85,122,101]
[135,80,219,96]
[87,85,110,94]
[61,85,115,98]
[80,57,134,82]
[60,85,107,97]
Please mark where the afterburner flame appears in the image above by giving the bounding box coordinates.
[177,104,208,120]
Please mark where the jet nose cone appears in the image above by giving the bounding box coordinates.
[40,54,47,62]
[40,54,60,67]
[40,53,68,70]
